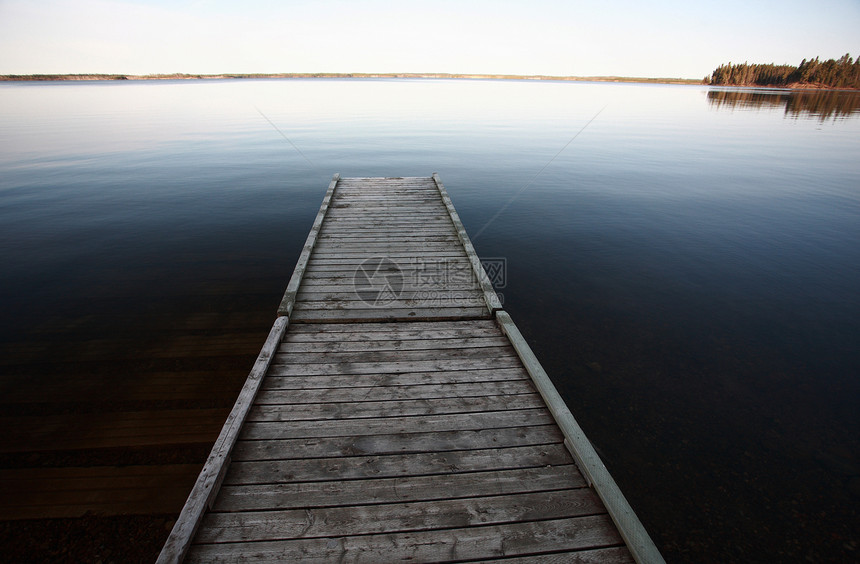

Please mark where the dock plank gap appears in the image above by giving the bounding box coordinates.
[158,174,664,563]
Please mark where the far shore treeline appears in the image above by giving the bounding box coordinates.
[708,54,860,89]
[4,62,860,89]
[0,72,702,84]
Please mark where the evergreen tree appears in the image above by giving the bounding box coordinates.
[708,54,859,89]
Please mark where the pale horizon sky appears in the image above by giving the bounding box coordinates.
[1,0,858,78]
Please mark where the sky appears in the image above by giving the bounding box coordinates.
[1,0,858,78]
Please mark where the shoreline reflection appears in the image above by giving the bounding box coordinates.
[707,88,860,120]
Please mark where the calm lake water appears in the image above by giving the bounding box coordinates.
[1,79,858,562]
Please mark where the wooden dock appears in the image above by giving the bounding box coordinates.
[158,175,663,563]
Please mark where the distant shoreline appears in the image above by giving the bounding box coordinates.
[4,73,858,90]
[0,72,704,85]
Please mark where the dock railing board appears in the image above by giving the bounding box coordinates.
[158,174,664,563]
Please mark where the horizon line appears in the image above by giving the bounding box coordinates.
[0,72,705,84]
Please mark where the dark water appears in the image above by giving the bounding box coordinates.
[1,79,858,561]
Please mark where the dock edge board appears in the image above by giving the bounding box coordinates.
[495,310,665,564]
[156,316,290,564]
[432,172,504,316]
[277,173,340,317]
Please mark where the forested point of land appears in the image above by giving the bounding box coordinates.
[708,54,860,89]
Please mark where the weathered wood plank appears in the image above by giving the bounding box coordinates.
[330,193,443,197]
[247,393,544,421]
[291,294,486,308]
[301,261,468,273]
[324,203,443,207]
[300,265,473,274]
[317,235,461,242]
[315,232,456,239]
[226,443,572,485]
[318,227,455,234]
[310,239,460,247]
[325,208,448,215]
[331,190,438,194]
[212,465,584,512]
[330,196,440,200]
[278,335,509,353]
[288,306,489,317]
[313,235,459,241]
[315,264,469,278]
[288,307,491,322]
[265,355,522,376]
[312,240,457,247]
[296,278,480,287]
[282,323,499,340]
[325,214,448,220]
[316,227,454,235]
[332,186,438,191]
[301,264,472,273]
[320,219,450,225]
[272,345,515,364]
[295,274,475,285]
[195,489,603,543]
[293,289,487,302]
[262,367,526,390]
[310,244,464,252]
[313,243,454,250]
[328,200,442,205]
[240,409,554,440]
[319,216,450,223]
[232,425,564,461]
[295,286,481,295]
[310,247,461,254]
[331,189,440,193]
[332,188,437,191]
[286,319,497,332]
[254,380,534,405]
[330,186,436,191]
[308,254,468,263]
[481,547,635,564]
[298,269,473,279]
[186,515,622,562]
[328,196,442,199]
[321,218,450,224]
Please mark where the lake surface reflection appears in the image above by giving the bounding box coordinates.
[1,79,858,562]
[708,86,860,120]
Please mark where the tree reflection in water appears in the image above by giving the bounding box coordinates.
[707,88,860,121]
